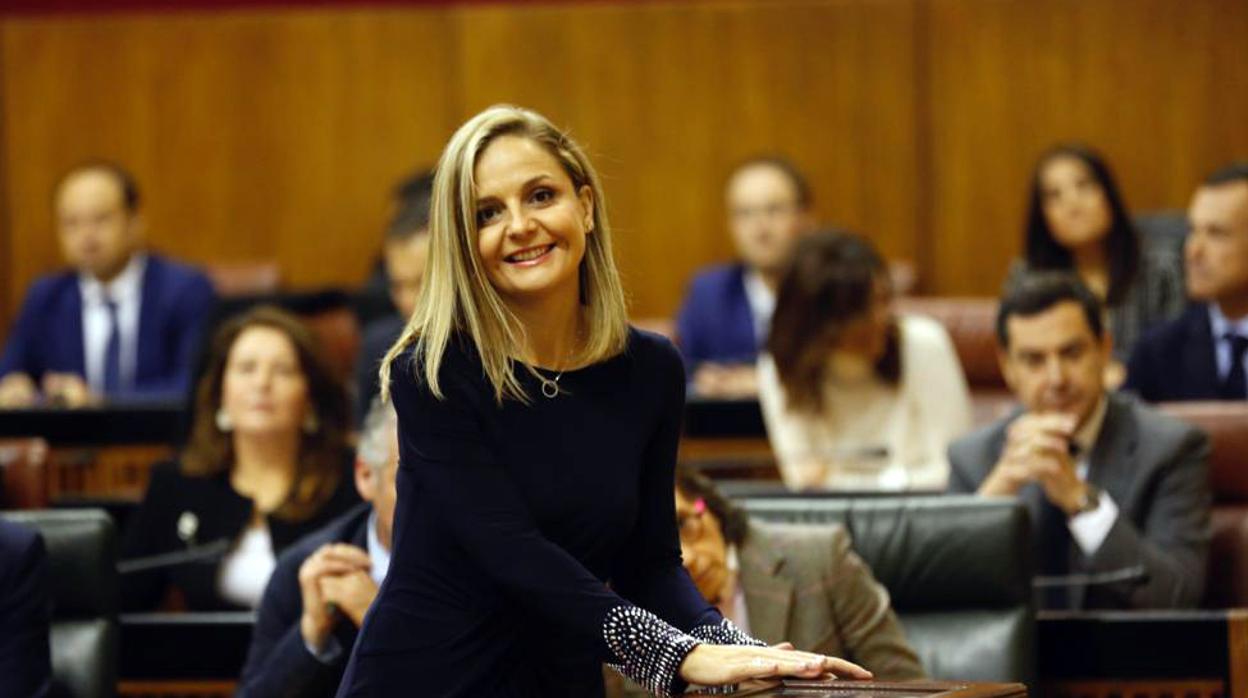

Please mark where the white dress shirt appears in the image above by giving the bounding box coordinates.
[1066,396,1119,555]
[741,269,776,347]
[217,523,277,609]
[78,254,146,393]
[1208,303,1248,383]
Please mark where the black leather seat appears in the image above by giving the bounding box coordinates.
[741,495,1036,687]
[2,509,119,698]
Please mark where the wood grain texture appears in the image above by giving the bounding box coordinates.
[925,0,1248,295]
[1,0,1247,338]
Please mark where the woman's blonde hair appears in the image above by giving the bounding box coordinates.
[380,105,629,404]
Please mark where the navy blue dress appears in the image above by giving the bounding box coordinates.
[335,329,759,697]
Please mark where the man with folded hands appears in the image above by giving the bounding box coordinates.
[948,272,1211,609]
[237,399,398,697]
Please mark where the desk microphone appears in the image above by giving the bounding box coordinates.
[117,539,232,574]
[1033,565,1148,588]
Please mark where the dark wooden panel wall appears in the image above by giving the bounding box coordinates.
[1,0,1246,338]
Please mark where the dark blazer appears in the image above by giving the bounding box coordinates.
[0,253,218,401]
[947,392,1211,609]
[1125,304,1224,402]
[120,458,362,611]
[0,518,52,698]
[238,504,372,698]
[353,315,404,425]
[675,263,759,367]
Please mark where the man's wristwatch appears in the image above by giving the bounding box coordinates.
[1074,483,1102,516]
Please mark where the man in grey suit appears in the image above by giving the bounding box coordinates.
[948,272,1211,609]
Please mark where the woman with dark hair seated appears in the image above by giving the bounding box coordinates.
[1012,144,1185,382]
[758,231,971,491]
[121,306,360,611]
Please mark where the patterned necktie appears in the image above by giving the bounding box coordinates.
[102,295,123,394]
[1220,333,1248,400]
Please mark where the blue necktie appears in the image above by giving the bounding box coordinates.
[102,296,123,394]
[1221,333,1248,400]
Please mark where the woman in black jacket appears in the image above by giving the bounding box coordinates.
[121,306,359,611]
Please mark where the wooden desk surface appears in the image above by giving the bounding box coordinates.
[714,679,1028,698]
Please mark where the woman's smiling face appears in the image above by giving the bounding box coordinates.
[473,134,594,306]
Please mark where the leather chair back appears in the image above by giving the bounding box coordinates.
[1,509,119,698]
[893,297,1015,425]
[1157,401,1248,607]
[743,496,1035,686]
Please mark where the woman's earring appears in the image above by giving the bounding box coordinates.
[215,408,233,432]
[303,412,320,435]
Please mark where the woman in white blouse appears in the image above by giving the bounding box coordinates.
[758,231,972,491]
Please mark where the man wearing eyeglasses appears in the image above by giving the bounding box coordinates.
[675,157,816,398]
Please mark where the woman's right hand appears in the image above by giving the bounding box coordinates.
[678,643,872,687]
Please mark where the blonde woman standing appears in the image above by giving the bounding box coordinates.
[335,106,870,697]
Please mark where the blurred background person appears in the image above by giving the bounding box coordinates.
[121,306,359,611]
[0,161,217,408]
[0,518,52,698]
[1010,144,1185,387]
[353,170,433,423]
[1127,163,1248,401]
[676,156,815,398]
[950,273,1210,610]
[759,231,971,491]
[238,398,399,698]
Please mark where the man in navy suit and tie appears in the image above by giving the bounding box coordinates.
[237,398,398,697]
[675,156,814,397]
[0,162,217,407]
[0,518,52,697]
[1126,163,1248,401]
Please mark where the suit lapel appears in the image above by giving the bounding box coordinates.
[1070,395,1138,609]
[65,281,86,377]
[135,256,161,379]
[1183,305,1220,397]
[738,536,794,644]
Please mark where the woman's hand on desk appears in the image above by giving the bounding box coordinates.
[678,643,872,686]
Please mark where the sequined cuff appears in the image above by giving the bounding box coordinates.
[689,618,768,648]
[603,606,702,697]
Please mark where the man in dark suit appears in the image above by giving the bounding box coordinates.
[0,518,52,698]
[948,272,1211,610]
[0,162,217,407]
[675,156,814,397]
[1126,162,1248,401]
[352,170,432,424]
[237,399,398,697]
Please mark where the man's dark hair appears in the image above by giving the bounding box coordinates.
[674,467,749,547]
[1204,162,1248,188]
[57,160,141,213]
[385,169,435,242]
[728,155,812,209]
[997,271,1104,349]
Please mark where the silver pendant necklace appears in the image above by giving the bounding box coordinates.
[540,371,563,399]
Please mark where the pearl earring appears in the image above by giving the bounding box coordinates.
[215,408,233,432]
